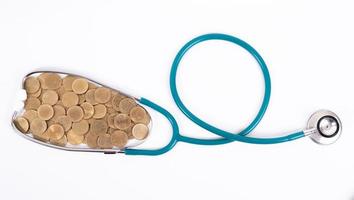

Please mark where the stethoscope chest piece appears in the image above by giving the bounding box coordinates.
[307,110,342,145]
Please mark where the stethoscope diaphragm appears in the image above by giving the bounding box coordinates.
[307,110,342,145]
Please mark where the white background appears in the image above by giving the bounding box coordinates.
[0,0,354,199]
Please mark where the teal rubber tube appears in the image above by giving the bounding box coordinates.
[125,33,305,156]
[170,33,305,145]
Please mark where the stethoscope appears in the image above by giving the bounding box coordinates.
[12,33,342,156]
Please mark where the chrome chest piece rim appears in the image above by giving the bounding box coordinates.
[307,110,342,145]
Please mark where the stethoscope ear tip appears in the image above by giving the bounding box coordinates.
[306,110,342,145]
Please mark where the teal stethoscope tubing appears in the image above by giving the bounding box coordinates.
[125,33,305,156]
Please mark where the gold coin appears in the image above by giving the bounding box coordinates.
[111,130,128,149]
[90,119,108,136]
[30,118,47,135]
[33,131,50,142]
[102,114,109,122]
[111,90,118,96]
[82,135,87,144]
[41,90,58,105]
[24,76,40,94]
[28,88,42,98]
[107,113,117,128]
[130,106,150,124]
[80,102,94,119]
[37,73,48,87]
[67,106,84,122]
[23,110,38,123]
[113,113,131,130]
[37,104,54,120]
[105,100,112,108]
[78,94,85,104]
[93,104,107,119]
[62,92,79,107]
[47,124,64,140]
[62,75,77,91]
[47,118,56,127]
[107,107,116,114]
[110,91,118,98]
[50,135,67,147]
[38,73,62,90]
[56,100,64,107]
[56,86,66,99]
[86,133,98,148]
[67,130,84,145]
[132,123,149,140]
[94,87,111,103]
[97,133,113,149]
[72,78,88,94]
[125,125,134,139]
[85,89,98,105]
[56,115,72,131]
[88,82,97,89]
[119,98,136,114]
[72,120,89,135]
[14,117,29,133]
[108,127,116,134]
[52,105,66,122]
[88,118,95,125]
[25,97,41,110]
[111,93,125,111]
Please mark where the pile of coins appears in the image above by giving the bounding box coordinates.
[13,73,151,149]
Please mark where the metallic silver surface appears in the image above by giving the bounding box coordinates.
[306,110,342,145]
[318,116,338,137]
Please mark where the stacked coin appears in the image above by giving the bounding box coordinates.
[13,73,151,149]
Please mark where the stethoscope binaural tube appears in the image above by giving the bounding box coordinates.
[170,33,305,144]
